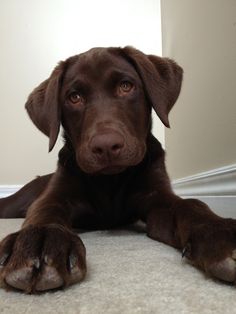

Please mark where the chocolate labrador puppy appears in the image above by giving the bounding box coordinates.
[0,47,235,293]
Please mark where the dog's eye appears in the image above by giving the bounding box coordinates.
[68,92,84,105]
[118,81,134,95]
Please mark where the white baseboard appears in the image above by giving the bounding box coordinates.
[0,165,235,218]
[0,185,22,198]
[172,164,236,218]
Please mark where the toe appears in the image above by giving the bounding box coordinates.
[208,257,236,282]
[35,265,63,291]
[5,267,33,291]
[69,265,85,284]
[232,249,236,260]
[67,253,86,285]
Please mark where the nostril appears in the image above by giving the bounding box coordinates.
[92,146,104,156]
[111,144,122,152]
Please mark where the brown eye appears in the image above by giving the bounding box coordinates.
[119,81,134,94]
[68,92,84,105]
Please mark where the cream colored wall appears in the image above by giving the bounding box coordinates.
[161,0,236,180]
[0,0,163,185]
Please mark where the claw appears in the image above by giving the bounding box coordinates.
[44,255,53,266]
[28,257,40,270]
[182,243,191,258]
[34,258,40,269]
[0,253,9,266]
[182,247,187,258]
[69,254,78,271]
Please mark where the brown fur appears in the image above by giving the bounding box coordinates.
[0,47,235,293]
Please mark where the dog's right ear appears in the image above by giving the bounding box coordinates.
[25,61,66,152]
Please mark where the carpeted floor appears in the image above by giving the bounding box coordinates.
[0,219,235,314]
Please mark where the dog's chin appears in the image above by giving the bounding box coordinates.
[98,166,127,175]
[78,149,146,176]
[80,164,128,175]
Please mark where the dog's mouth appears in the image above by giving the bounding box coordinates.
[77,138,147,175]
[96,165,127,175]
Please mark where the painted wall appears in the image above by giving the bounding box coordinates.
[0,0,163,184]
[161,0,236,179]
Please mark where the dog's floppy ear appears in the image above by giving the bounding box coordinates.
[25,61,66,152]
[122,47,183,127]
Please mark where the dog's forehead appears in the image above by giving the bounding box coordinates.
[64,48,138,81]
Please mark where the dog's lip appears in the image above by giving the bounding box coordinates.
[97,165,127,175]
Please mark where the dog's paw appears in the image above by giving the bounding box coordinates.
[182,220,236,283]
[0,224,86,293]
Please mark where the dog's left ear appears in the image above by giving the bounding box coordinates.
[25,61,66,152]
[122,47,183,127]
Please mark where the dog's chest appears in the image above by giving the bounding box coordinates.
[71,175,140,229]
[90,180,137,227]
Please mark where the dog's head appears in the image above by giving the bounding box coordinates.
[25,47,183,174]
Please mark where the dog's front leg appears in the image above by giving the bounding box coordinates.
[146,195,236,284]
[0,169,86,293]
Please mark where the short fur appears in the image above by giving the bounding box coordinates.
[0,47,236,293]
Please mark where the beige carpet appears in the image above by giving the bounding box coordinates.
[0,219,235,314]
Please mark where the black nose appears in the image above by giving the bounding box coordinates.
[90,133,125,160]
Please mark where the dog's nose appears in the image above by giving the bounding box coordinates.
[90,133,125,160]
